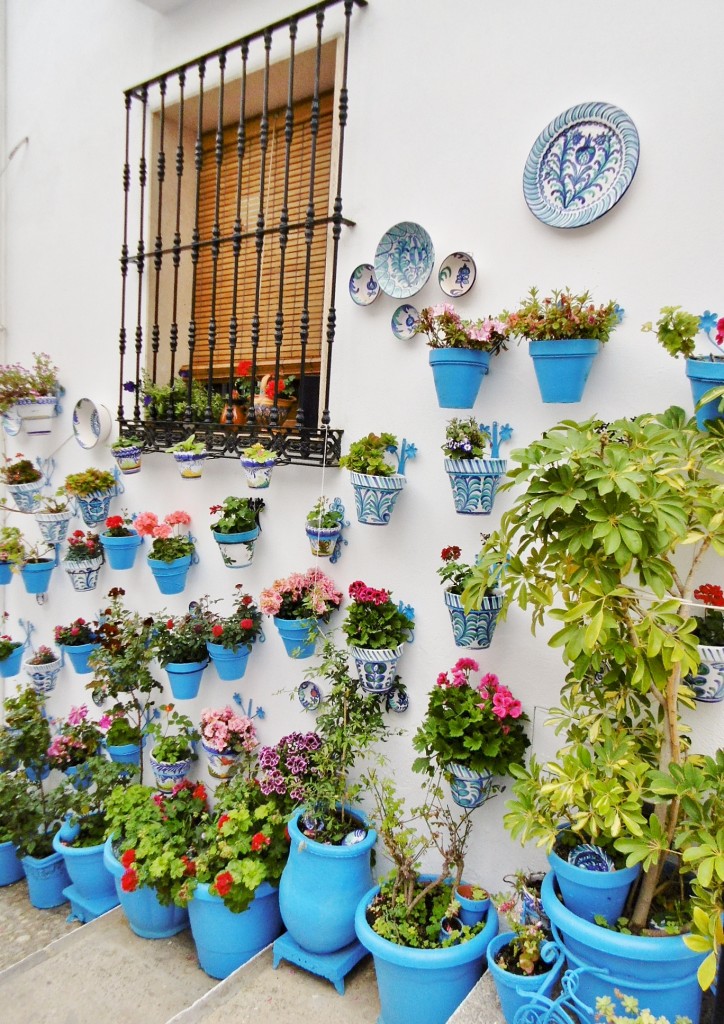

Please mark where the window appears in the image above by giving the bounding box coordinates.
[118,0,367,466]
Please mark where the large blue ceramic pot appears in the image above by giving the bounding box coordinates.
[52,827,118,921]
[188,881,283,979]
[541,871,705,1023]
[21,848,71,909]
[528,339,599,403]
[103,835,188,939]
[279,808,376,954]
[355,876,499,1024]
[0,839,24,886]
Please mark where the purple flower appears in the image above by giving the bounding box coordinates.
[123,380,136,393]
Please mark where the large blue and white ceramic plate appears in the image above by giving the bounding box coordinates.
[391,304,420,340]
[349,263,380,306]
[523,102,640,229]
[438,252,476,297]
[374,221,435,298]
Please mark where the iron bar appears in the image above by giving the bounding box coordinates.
[185,60,206,422]
[118,93,132,423]
[133,86,149,426]
[151,78,167,387]
[224,41,249,425]
[205,52,227,422]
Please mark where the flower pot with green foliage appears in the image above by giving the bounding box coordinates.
[25,645,62,693]
[438,543,504,649]
[239,443,277,489]
[305,496,345,557]
[165,435,208,479]
[340,432,416,526]
[442,417,512,515]
[199,705,258,780]
[33,492,74,545]
[146,705,199,792]
[0,631,24,678]
[210,496,264,569]
[62,529,104,592]
[0,525,25,581]
[0,353,60,434]
[64,468,117,526]
[1,455,43,511]
[100,513,143,570]
[152,605,209,699]
[260,568,342,660]
[111,436,144,475]
[204,589,263,681]
[135,509,195,594]
[342,580,415,694]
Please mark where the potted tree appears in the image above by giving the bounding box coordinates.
[339,431,416,525]
[146,703,200,791]
[465,407,722,1022]
[438,543,504,649]
[0,352,61,434]
[151,604,209,700]
[209,496,264,569]
[641,307,724,430]
[134,509,195,594]
[414,304,509,409]
[341,579,415,694]
[204,588,264,681]
[505,286,619,403]
[61,529,104,592]
[64,467,117,526]
[0,454,43,510]
[259,567,343,659]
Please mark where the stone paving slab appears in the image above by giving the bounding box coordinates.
[0,878,81,971]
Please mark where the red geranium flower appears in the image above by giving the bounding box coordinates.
[166,619,174,630]
[251,832,271,853]
[212,624,224,637]
[121,867,139,892]
[215,871,234,897]
[240,618,253,630]
[181,855,196,876]
[120,848,136,868]
[193,783,207,802]
[217,813,230,830]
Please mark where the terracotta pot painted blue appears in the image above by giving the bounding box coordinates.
[0,839,24,886]
[61,642,100,675]
[486,931,565,1024]
[280,809,375,954]
[541,871,705,1023]
[189,881,283,979]
[52,829,117,905]
[21,848,71,909]
[0,644,24,677]
[547,845,640,925]
[164,659,208,700]
[20,558,55,594]
[355,875,499,1024]
[0,561,13,585]
[349,471,406,526]
[444,457,507,515]
[147,554,192,595]
[100,531,143,570]
[529,339,599,403]
[429,349,490,409]
[104,835,189,938]
[106,741,142,767]
[206,641,252,681]
[444,590,503,649]
[454,884,491,927]
[212,527,258,569]
[273,617,319,659]
[76,489,114,527]
[686,358,724,431]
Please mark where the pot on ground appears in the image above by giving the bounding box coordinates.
[103,835,189,939]
[188,881,283,979]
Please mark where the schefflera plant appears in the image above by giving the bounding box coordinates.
[464,407,724,985]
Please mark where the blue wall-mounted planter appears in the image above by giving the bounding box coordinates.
[429,349,490,409]
[529,339,599,403]
[686,358,724,431]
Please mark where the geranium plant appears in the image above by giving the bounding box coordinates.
[415,304,509,353]
[64,467,116,497]
[0,454,41,485]
[259,567,343,621]
[151,605,209,666]
[339,432,399,476]
[26,643,59,666]
[134,509,194,562]
[0,617,22,660]
[691,583,724,645]
[412,658,530,779]
[99,708,143,748]
[209,496,264,535]
[641,307,723,361]
[204,589,263,651]
[103,512,137,538]
[442,418,490,460]
[341,580,415,650]
[145,703,200,764]
[492,881,553,976]
[199,705,258,755]
[260,374,297,401]
[505,287,619,342]
[54,616,99,647]
[47,705,104,769]
[64,529,103,563]
[0,352,60,414]
[257,731,323,817]
[0,525,25,564]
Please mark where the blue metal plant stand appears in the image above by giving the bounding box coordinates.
[63,883,119,924]
[272,931,368,995]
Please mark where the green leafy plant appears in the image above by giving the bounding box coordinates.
[32,489,71,514]
[0,352,60,414]
[64,467,116,498]
[209,496,264,535]
[136,372,224,422]
[306,496,344,529]
[165,434,207,455]
[341,580,414,650]
[415,304,509,353]
[204,588,263,651]
[0,454,41,485]
[151,605,209,666]
[339,432,399,476]
[240,442,277,464]
[641,306,704,359]
[0,686,51,775]
[0,525,26,564]
[111,435,144,449]
[595,989,692,1024]
[505,287,619,343]
[442,418,490,460]
[62,756,132,848]
[145,703,200,763]
[437,543,499,596]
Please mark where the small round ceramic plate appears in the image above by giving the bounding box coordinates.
[438,252,477,296]
[391,304,420,340]
[298,680,322,711]
[72,398,113,449]
[374,221,435,299]
[568,843,614,873]
[349,264,380,306]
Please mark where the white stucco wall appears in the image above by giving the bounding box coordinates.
[1,0,721,892]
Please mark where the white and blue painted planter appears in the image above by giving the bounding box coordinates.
[212,527,258,569]
[62,555,103,592]
[111,444,143,475]
[201,740,241,780]
[172,450,207,479]
[100,531,143,570]
[25,655,62,694]
[686,644,724,702]
[13,395,59,435]
[446,763,494,809]
[444,457,507,515]
[35,510,73,546]
[349,644,405,695]
[305,523,342,557]
[529,339,600,403]
[444,590,503,649]
[349,471,406,526]
[240,456,276,489]
[6,479,43,511]
[149,752,193,792]
[76,489,115,527]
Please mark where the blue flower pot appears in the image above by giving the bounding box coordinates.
[349,471,406,526]
[0,644,24,678]
[444,590,503,649]
[279,808,376,954]
[61,642,100,675]
[541,871,705,1023]
[547,845,640,925]
[20,559,55,595]
[273,617,319,659]
[687,644,724,702]
[486,931,565,1024]
[429,349,490,409]
[189,881,283,980]
[147,554,192,595]
[206,641,252,681]
[454,884,491,927]
[100,531,143,570]
[76,489,114,527]
[212,527,259,569]
[104,835,189,938]
[64,763,93,790]
[52,829,118,906]
[444,457,507,515]
[164,659,208,700]
[0,839,25,886]
[0,561,13,585]
[686,358,724,431]
[106,742,142,766]
[529,339,599,403]
[355,875,499,1024]
[21,849,71,909]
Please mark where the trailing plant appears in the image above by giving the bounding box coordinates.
[134,509,194,562]
[64,467,116,497]
[1,454,41,485]
[415,304,509,353]
[339,432,398,476]
[0,352,60,414]
[341,579,415,650]
[442,418,490,460]
[146,703,200,763]
[259,567,343,621]
[209,496,264,535]
[505,287,619,343]
[204,588,263,651]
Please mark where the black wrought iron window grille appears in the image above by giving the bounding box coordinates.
[118,0,367,466]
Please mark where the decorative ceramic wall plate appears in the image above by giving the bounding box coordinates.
[374,221,435,298]
[391,304,420,340]
[349,263,380,306]
[72,399,113,449]
[298,679,322,711]
[438,252,476,296]
[523,102,640,229]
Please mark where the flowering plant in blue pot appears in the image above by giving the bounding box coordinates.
[205,588,263,680]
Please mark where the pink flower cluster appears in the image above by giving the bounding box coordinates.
[348,580,390,606]
[467,318,508,343]
[259,568,342,618]
[200,705,258,754]
[436,659,523,720]
[134,509,191,540]
[436,657,480,688]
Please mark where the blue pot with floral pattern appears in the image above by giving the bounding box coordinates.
[686,644,724,702]
[76,489,114,527]
[212,527,258,569]
[444,590,503,649]
[149,752,193,792]
[349,644,404,695]
[444,457,507,515]
[6,480,43,512]
[349,472,406,526]
[446,763,494,809]
[25,655,62,694]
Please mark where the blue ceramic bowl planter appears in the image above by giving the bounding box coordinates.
[104,835,189,939]
[188,881,283,979]
[529,339,599,403]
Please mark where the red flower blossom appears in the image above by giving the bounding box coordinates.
[240,618,254,630]
[181,855,196,876]
[441,546,462,562]
[694,583,724,608]
[212,624,224,637]
[217,814,230,830]
[235,359,252,377]
[241,595,252,606]
[121,867,139,892]
[106,516,124,530]
[120,848,136,868]
[192,783,207,802]
[166,619,174,630]
[215,870,234,897]
[251,832,271,852]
